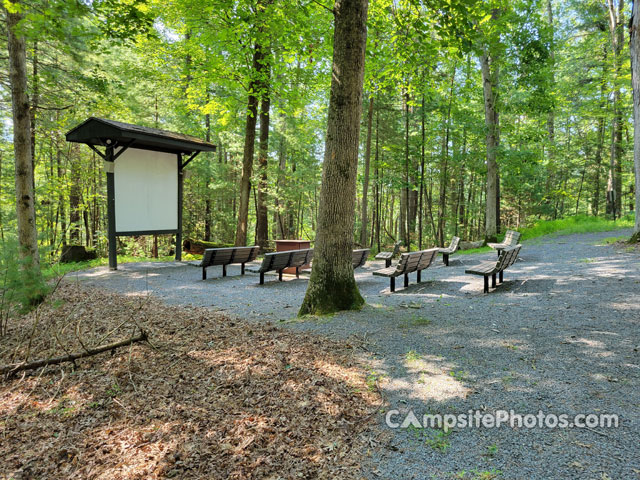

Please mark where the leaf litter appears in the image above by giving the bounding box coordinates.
[0,282,380,479]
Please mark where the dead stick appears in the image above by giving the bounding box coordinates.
[1,330,148,376]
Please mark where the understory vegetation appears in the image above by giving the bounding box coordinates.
[0,0,638,263]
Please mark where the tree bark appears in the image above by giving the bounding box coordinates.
[235,42,264,246]
[607,0,624,219]
[631,0,640,239]
[299,0,368,315]
[256,72,271,252]
[480,48,500,242]
[204,112,212,242]
[69,156,82,244]
[6,5,39,269]
[360,96,373,246]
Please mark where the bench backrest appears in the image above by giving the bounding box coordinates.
[290,249,313,268]
[497,244,521,271]
[202,246,259,267]
[393,250,423,275]
[258,248,313,273]
[417,248,438,270]
[449,236,460,252]
[504,230,520,246]
[352,249,370,269]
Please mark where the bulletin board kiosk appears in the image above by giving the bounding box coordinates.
[66,117,216,270]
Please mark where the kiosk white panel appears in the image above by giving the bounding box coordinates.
[114,148,178,232]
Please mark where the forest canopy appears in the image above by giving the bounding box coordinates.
[0,0,637,264]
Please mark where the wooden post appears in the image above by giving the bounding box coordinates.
[106,144,117,270]
[176,156,183,261]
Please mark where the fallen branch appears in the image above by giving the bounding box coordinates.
[1,330,148,376]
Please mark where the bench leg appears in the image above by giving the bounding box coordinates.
[417,270,421,283]
[390,277,395,293]
[484,276,489,294]
[223,265,227,277]
[278,270,283,282]
[443,253,449,266]
[499,270,503,283]
[492,273,496,288]
[241,263,245,275]
[260,272,265,285]
[202,267,206,281]
[385,258,391,268]
[296,267,299,278]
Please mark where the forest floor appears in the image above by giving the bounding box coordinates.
[5,229,639,479]
[0,285,379,479]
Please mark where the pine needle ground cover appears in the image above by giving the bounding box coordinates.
[0,283,379,479]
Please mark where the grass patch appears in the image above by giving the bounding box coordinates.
[458,246,491,255]
[405,350,422,363]
[518,214,634,241]
[453,469,503,480]
[458,214,634,255]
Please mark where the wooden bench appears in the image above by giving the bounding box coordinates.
[201,246,259,280]
[255,248,314,284]
[438,236,460,266]
[487,230,520,256]
[372,248,438,292]
[375,241,401,268]
[465,244,521,293]
[352,248,370,269]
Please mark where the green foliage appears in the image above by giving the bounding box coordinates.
[519,214,635,240]
[0,239,49,330]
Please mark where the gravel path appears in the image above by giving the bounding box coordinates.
[76,230,640,479]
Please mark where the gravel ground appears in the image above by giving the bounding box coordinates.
[75,230,640,480]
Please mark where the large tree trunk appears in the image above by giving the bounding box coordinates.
[631,0,640,240]
[299,0,368,315]
[204,112,212,241]
[480,48,500,242]
[360,96,373,246]
[607,0,624,219]
[235,43,264,246]
[256,73,271,252]
[6,5,39,269]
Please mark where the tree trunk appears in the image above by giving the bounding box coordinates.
[480,49,500,242]
[360,96,373,246]
[374,106,381,252]
[593,73,607,216]
[204,112,212,242]
[69,156,82,244]
[631,0,640,239]
[6,5,39,269]
[546,0,556,204]
[30,41,38,189]
[607,0,624,219]
[256,74,271,252]
[418,92,426,249]
[299,0,368,315]
[235,42,264,246]
[275,113,288,239]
